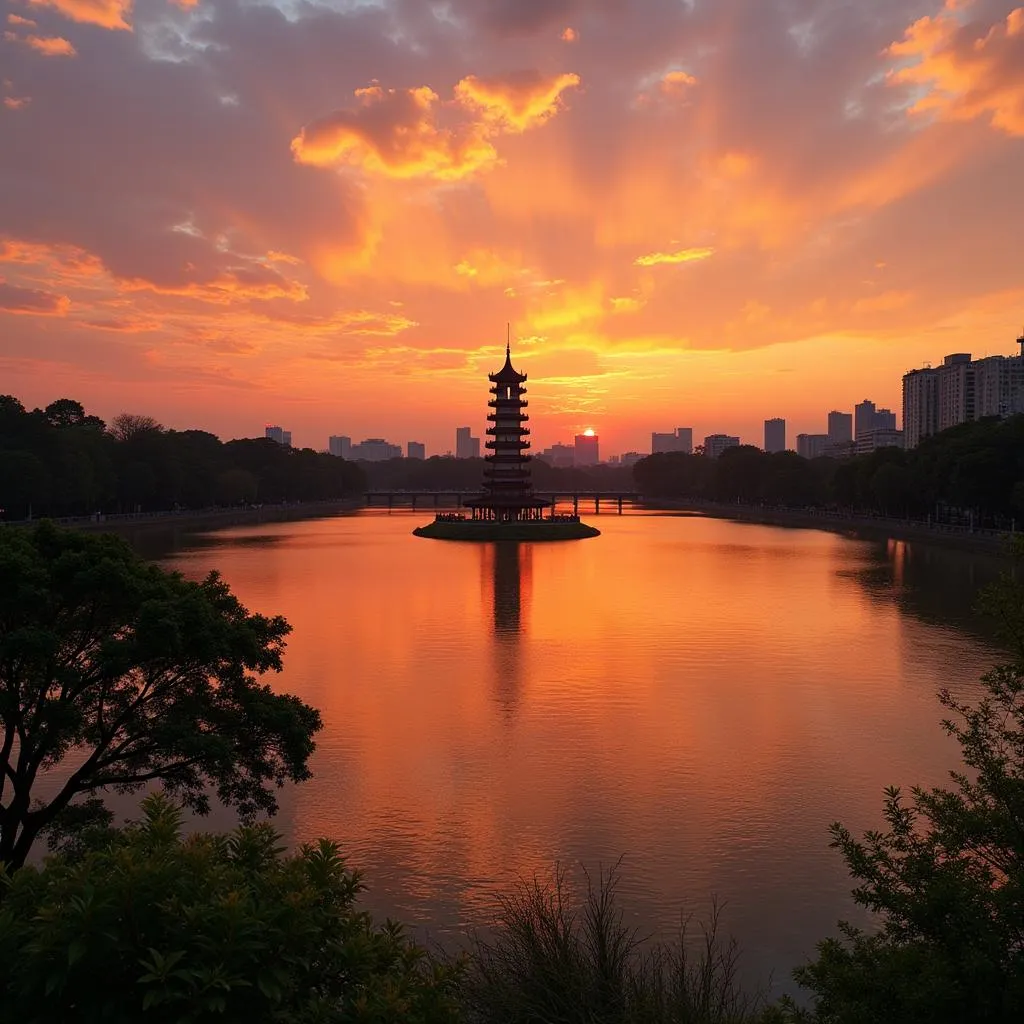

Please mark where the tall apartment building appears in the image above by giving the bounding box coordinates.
[265,425,292,447]
[574,432,600,466]
[902,338,1024,448]
[938,353,974,431]
[651,427,693,454]
[328,435,352,458]
[796,433,828,459]
[407,441,426,460]
[764,418,786,453]
[455,426,480,459]
[703,434,740,459]
[827,411,853,444]
[902,369,939,449]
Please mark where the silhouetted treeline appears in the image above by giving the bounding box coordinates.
[360,455,636,491]
[632,415,1024,527]
[0,396,366,520]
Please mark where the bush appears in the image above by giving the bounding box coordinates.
[0,794,462,1023]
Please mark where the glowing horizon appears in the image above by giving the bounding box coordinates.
[2,0,1023,456]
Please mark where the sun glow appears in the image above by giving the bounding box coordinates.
[583,428,596,437]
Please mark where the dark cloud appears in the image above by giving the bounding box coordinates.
[0,279,69,313]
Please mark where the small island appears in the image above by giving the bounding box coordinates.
[414,342,600,541]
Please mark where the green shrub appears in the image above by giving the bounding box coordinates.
[0,794,461,1024]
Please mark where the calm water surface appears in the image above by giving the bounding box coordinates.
[159,511,1000,997]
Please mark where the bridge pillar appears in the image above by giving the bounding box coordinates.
[457,493,462,508]
[434,493,439,508]
[618,496,623,515]
[388,495,393,512]
[573,495,579,516]
[412,495,416,510]
[595,496,600,514]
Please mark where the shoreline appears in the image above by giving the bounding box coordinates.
[650,500,1014,556]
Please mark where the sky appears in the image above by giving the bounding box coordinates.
[1,0,1023,456]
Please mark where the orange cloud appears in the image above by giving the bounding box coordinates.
[7,14,37,26]
[561,27,577,43]
[634,246,715,267]
[454,70,580,131]
[0,280,70,315]
[7,33,77,56]
[122,266,308,305]
[291,84,498,180]
[25,0,132,31]
[3,96,31,110]
[888,2,1024,135]
[293,71,579,180]
[636,68,698,106]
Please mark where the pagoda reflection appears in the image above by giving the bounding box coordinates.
[481,542,532,717]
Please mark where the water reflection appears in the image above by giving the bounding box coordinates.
[482,543,531,717]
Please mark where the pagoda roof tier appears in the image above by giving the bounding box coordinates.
[486,425,530,435]
[489,344,528,384]
[488,398,528,408]
[487,412,529,422]
[485,439,530,450]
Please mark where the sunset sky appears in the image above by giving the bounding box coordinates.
[1,0,1022,455]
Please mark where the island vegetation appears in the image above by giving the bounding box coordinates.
[2,522,1023,1021]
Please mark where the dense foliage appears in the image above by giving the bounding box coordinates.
[0,396,365,520]
[0,523,322,870]
[0,795,462,1023]
[787,549,1024,1023]
[632,415,1024,527]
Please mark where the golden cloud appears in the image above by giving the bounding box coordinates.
[292,71,579,180]
[888,2,1024,135]
[7,14,37,26]
[291,84,498,180]
[634,246,714,266]
[561,27,577,43]
[123,267,308,305]
[4,96,31,110]
[25,0,132,31]
[7,33,77,56]
[454,70,580,131]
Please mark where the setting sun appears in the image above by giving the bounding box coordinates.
[583,428,596,437]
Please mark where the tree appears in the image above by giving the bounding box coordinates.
[792,543,1024,1023]
[0,794,462,1023]
[108,412,162,442]
[0,522,322,871]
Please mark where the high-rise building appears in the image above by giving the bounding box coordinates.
[265,425,291,447]
[703,434,740,459]
[350,438,402,461]
[902,368,939,449]
[854,401,876,440]
[764,418,786,453]
[538,443,575,467]
[619,452,644,467]
[827,411,853,444]
[974,354,1024,419]
[855,429,904,454]
[938,353,974,431]
[796,433,828,459]
[651,427,693,454]
[328,435,351,458]
[407,441,426,460]
[456,426,481,459]
[574,432,600,466]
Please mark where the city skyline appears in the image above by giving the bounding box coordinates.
[2,1,1023,453]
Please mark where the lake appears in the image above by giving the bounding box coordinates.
[158,510,1002,999]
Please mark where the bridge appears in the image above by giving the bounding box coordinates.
[364,490,642,514]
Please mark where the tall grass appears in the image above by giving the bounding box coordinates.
[459,862,782,1024]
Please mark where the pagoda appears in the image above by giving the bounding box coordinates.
[414,338,599,541]
[466,342,550,523]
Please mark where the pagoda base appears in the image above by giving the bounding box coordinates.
[413,516,600,542]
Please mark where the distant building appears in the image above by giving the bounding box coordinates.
[854,400,897,440]
[821,440,855,459]
[538,443,575,467]
[328,435,351,459]
[855,429,905,454]
[350,438,402,461]
[651,427,693,454]
[619,451,644,467]
[902,339,1024,448]
[574,432,600,466]
[455,426,481,459]
[796,433,828,459]
[407,441,426,460]
[266,425,291,447]
[764,418,786,453]
[902,367,939,449]
[827,411,853,444]
[703,434,740,459]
